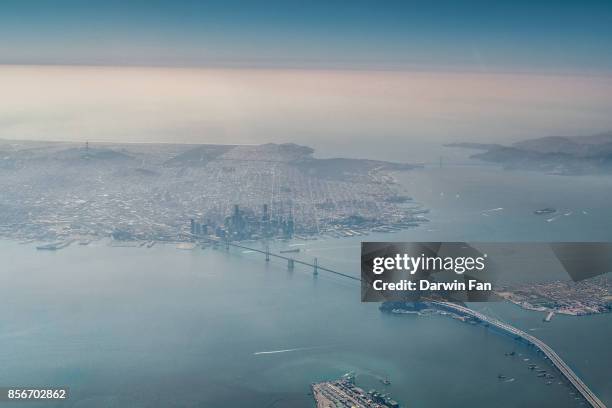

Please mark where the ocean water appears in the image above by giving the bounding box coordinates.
[1,163,611,407]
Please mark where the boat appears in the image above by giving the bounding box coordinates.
[280,248,300,253]
[36,240,72,250]
[534,207,556,215]
[176,243,196,250]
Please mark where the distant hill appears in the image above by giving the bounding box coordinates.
[444,142,503,151]
[54,147,133,162]
[164,143,316,166]
[220,143,315,162]
[163,145,234,166]
[512,132,612,157]
[452,131,612,175]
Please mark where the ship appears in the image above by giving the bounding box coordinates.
[534,207,556,215]
[380,376,391,385]
[280,248,300,254]
[36,240,72,250]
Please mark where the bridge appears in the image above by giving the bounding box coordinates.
[202,237,606,408]
[204,237,361,281]
[431,300,606,408]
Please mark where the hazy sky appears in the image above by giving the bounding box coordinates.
[2,0,612,72]
[1,1,612,160]
[2,66,612,161]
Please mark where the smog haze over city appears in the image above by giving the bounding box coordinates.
[2,1,612,408]
[2,0,612,160]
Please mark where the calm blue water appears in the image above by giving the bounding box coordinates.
[1,164,611,407]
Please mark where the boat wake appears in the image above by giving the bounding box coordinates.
[253,345,329,356]
[481,207,503,216]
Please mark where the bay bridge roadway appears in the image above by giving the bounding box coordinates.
[206,238,606,408]
[205,238,360,281]
[431,301,607,408]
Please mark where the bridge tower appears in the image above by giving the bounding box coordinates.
[225,238,229,251]
[313,257,318,276]
[287,258,294,270]
[265,243,270,262]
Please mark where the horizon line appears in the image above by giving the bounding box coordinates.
[2,61,612,79]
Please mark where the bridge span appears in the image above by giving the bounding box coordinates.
[204,238,360,281]
[432,301,606,408]
[202,237,605,408]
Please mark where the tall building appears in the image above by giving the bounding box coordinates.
[225,204,247,239]
[262,204,270,237]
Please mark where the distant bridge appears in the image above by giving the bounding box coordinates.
[204,237,361,281]
[432,301,606,408]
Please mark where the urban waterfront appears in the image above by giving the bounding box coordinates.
[1,164,611,407]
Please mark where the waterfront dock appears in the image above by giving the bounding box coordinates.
[312,377,400,408]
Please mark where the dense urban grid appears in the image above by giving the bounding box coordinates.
[496,276,612,316]
[0,140,427,245]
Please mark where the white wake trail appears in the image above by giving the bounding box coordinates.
[253,345,329,355]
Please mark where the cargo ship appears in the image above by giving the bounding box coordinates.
[534,207,556,215]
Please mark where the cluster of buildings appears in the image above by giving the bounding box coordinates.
[496,275,612,316]
[0,140,426,245]
[190,204,294,241]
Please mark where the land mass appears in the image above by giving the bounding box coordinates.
[0,140,426,243]
[496,275,612,316]
[447,131,612,175]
